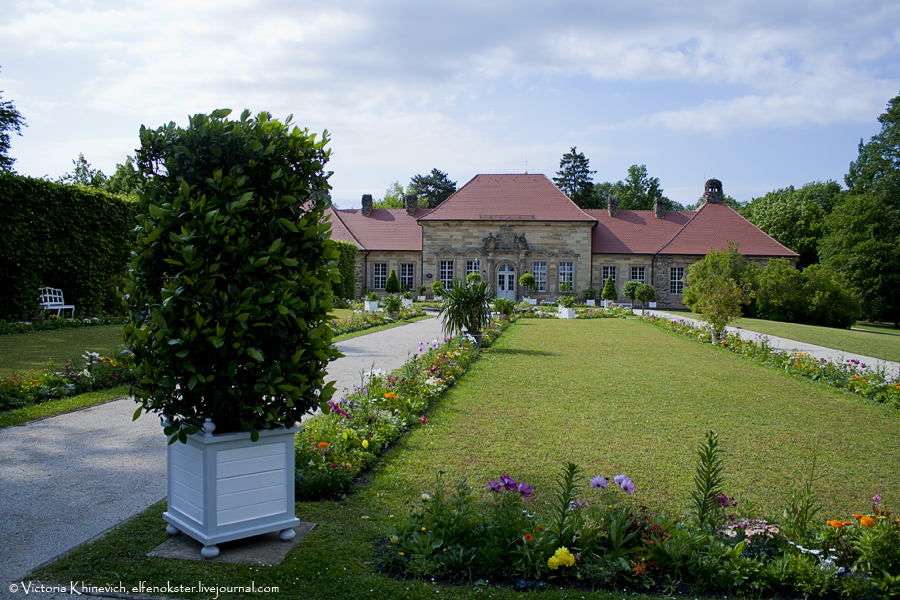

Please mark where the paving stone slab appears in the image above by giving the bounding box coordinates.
[146,523,317,565]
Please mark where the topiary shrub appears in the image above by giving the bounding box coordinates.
[635,283,657,311]
[123,109,340,442]
[519,273,536,296]
[432,280,445,297]
[386,268,401,293]
[601,276,618,302]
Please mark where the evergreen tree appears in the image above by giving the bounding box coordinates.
[386,268,401,293]
[601,276,618,302]
[409,169,456,209]
[553,146,595,206]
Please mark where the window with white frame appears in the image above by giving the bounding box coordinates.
[559,261,574,291]
[631,266,645,284]
[400,263,414,290]
[670,267,685,295]
[466,259,480,280]
[532,261,547,292]
[440,260,454,290]
[602,266,616,285]
[373,263,387,290]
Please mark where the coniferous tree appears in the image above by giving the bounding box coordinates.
[553,146,595,206]
[386,268,401,293]
[601,276,618,302]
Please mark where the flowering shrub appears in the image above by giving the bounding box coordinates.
[0,314,127,336]
[0,352,133,411]
[327,307,426,337]
[640,314,900,409]
[295,316,514,499]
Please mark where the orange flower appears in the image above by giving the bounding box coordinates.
[827,520,844,529]
[536,526,544,531]
[317,441,329,448]
[844,520,852,526]
[854,514,864,520]
[383,392,398,400]
[524,534,533,542]
[860,516,875,528]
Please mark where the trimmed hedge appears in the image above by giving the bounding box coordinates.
[0,173,136,320]
[333,240,358,299]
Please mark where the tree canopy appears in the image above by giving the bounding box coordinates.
[683,243,753,342]
[553,146,595,206]
[58,153,108,188]
[409,168,457,209]
[375,180,407,209]
[0,69,26,172]
[613,164,665,210]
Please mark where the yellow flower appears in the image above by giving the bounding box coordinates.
[362,440,369,449]
[547,556,560,570]
[421,527,426,531]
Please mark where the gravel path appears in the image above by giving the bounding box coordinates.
[0,316,445,599]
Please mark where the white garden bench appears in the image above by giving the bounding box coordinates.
[38,287,76,317]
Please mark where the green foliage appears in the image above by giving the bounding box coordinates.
[553,146,595,206]
[381,293,402,314]
[613,164,665,211]
[58,153,107,189]
[683,244,753,341]
[439,277,494,336]
[846,93,900,198]
[0,173,136,320]
[416,284,426,296]
[0,69,26,172]
[779,451,821,544]
[600,275,618,302]
[751,259,860,327]
[331,240,358,299]
[431,280,445,297]
[408,168,456,209]
[492,297,516,316]
[635,283,657,310]
[104,155,142,198]
[622,280,640,303]
[519,273,536,294]
[374,180,407,209]
[582,286,596,300]
[557,294,576,309]
[124,109,340,441]
[386,268,401,293]
[691,430,724,531]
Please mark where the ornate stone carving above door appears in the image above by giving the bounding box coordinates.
[482,226,529,252]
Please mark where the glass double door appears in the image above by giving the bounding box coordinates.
[496,263,516,301]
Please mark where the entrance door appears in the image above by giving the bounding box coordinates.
[497,264,516,301]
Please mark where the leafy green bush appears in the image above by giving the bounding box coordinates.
[332,240,358,299]
[124,109,340,442]
[431,280,445,297]
[386,268,401,293]
[492,297,516,316]
[0,173,136,320]
[601,276,618,302]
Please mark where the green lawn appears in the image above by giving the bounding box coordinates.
[730,316,900,363]
[0,325,125,374]
[31,318,900,599]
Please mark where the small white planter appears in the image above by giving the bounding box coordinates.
[163,420,301,558]
[585,299,595,306]
[525,298,537,306]
[557,307,576,319]
[401,298,413,308]
[433,296,443,301]
[648,301,657,308]
[417,295,426,301]
[363,300,379,311]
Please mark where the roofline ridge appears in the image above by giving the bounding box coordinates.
[328,207,366,250]
[655,202,707,254]
[724,202,800,257]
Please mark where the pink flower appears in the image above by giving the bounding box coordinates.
[420,415,427,424]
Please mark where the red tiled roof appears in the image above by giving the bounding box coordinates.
[585,210,695,254]
[327,207,427,251]
[418,174,596,222]
[659,202,798,257]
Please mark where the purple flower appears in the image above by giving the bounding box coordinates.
[619,476,635,495]
[517,482,533,498]
[499,475,517,491]
[873,494,882,507]
[613,474,626,486]
[488,480,502,493]
[431,340,439,349]
[590,476,608,489]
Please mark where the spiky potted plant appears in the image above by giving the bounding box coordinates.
[123,109,340,558]
[439,275,494,347]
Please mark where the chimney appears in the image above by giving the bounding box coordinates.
[702,179,724,204]
[405,194,418,216]
[361,194,373,216]
[654,197,666,219]
[608,196,619,218]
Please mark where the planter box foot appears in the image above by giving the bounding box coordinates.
[279,528,296,541]
[201,545,219,559]
[166,524,181,536]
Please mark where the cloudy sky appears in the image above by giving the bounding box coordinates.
[2,0,899,207]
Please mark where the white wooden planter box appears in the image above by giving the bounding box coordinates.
[417,296,426,301]
[163,423,300,558]
[648,302,657,308]
[525,298,537,306]
[401,298,413,308]
[585,299,596,306]
[363,300,379,311]
[433,296,443,301]
[557,307,576,319]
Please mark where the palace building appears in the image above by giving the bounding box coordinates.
[327,174,796,309]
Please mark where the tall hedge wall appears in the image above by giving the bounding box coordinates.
[333,240,358,299]
[0,173,136,320]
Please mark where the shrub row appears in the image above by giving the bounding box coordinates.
[294,315,515,500]
[0,173,136,321]
[640,314,900,408]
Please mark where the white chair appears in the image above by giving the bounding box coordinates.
[38,287,76,317]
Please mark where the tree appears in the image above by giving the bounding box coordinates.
[386,268,401,293]
[635,283,657,313]
[409,168,457,209]
[846,94,900,199]
[553,146,596,206]
[623,280,640,313]
[0,68,26,172]
[104,155,141,198]
[600,276,618,302]
[741,181,841,268]
[615,165,664,210]
[58,153,107,188]
[683,244,754,343]
[375,180,407,209]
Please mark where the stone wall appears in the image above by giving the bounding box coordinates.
[420,221,594,300]
[590,254,654,300]
[356,250,424,297]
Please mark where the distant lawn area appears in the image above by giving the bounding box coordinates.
[32,317,899,600]
[0,325,125,374]
[730,316,900,363]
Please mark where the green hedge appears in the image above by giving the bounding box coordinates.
[0,173,136,320]
[333,239,358,299]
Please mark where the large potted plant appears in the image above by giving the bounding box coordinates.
[519,273,537,305]
[416,285,427,301]
[363,290,380,311]
[381,293,402,318]
[431,280,445,301]
[557,294,577,319]
[583,286,597,306]
[600,276,617,308]
[439,275,494,346]
[401,289,414,309]
[123,109,340,558]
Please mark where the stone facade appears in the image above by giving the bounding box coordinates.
[357,250,425,296]
[590,254,654,300]
[420,221,594,301]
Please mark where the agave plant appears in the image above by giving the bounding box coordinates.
[439,277,494,338]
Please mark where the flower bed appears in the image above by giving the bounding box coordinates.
[0,315,128,336]
[512,304,632,319]
[384,436,900,597]
[294,315,516,499]
[0,352,134,412]
[640,314,900,409]
[327,307,426,337]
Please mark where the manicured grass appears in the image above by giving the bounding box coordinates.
[332,315,433,342]
[0,325,125,374]
[329,308,354,321]
[0,386,129,428]
[31,318,900,599]
[730,316,900,363]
